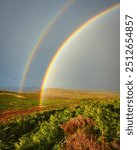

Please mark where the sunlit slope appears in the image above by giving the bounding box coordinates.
[0,88,119,111]
[0,91,39,111]
[42,88,119,100]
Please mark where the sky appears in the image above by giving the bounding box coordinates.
[45,7,120,92]
[0,0,119,91]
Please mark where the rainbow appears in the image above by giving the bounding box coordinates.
[40,3,119,106]
[19,0,75,92]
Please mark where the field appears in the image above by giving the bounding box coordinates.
[0,89,120,150]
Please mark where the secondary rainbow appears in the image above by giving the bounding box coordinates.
[40,3,119,106]
[19,0,75,93]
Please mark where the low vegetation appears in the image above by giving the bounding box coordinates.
[0,96,120,150]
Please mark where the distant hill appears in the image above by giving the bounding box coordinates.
[42,88,120,100]
[0,88,119,112]
[0,88,120,101]
[0,88,120,123]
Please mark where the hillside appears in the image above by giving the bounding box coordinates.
[0,88,120,123]
[0,88,120,149]
[42,88,119,100]
[0,88,119,111]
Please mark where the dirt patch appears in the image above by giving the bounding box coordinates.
[0,93,25,98]
[0,106,45,123]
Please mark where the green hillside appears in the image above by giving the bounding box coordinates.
[0,89,120,150]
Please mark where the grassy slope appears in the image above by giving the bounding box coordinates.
[0,88,119,111]
[43,88,119,100]
[0,88,119,110]
[0,89,120,149]
[0,99,120,150]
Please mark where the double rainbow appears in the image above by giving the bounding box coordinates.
[19,0,75,92]
[18,2,119,105]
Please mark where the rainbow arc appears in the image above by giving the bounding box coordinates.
[40,4,119,106]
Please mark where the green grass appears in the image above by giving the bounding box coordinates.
[0,89,120,149]
[0,94,39,111]
[0,99,120,150]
